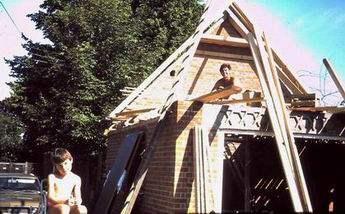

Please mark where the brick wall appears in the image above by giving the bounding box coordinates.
[185,55,261,100]
[105,100,210,213]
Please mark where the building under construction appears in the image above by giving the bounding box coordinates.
[94,1,345,213]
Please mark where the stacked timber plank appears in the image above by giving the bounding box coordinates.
[193,126,215,213]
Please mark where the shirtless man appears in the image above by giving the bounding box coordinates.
[48,148,87,214]
[212,63,236,91]
[212,63,241,100]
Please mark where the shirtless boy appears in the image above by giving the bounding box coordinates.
[48,148,87,214]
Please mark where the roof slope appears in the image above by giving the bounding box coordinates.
[108,0,307,122]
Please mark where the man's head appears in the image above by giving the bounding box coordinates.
[219,63,232,81]
[51,148,73,176]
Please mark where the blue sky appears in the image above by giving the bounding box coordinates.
[1,0,344,102]
[251,0,345,77]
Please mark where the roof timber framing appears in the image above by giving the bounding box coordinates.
[248,18,312,211]
[262,31,312,211]
[109,2,227,119]
[188,85,242,102]
[201,34,249,48]
[109,1,306,119]
[195,50,253,60]
[207,97,264,105]
[105,1,326,212]
[223,7,306,96]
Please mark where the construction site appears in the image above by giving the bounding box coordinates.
[94,1,345,213]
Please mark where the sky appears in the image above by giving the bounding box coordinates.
[1,0,344,103]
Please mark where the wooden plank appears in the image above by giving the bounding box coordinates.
[323,58,345,100]
[291,93,316,100]
[272,50,307,94]
[189,85,242,102]
[290,106,345,113]
[229,2,254,33]
[173,2,232,100]
[290,100,315,107]
[114,108,156,117]
[228,13,249,38]
[193,126,215,213]
[208,97,263,105]
[93,133,143,214]
[204,16,226,35]
[202,127,215,212]
[277,66,304,95]
[225,4,306,95]
[193,127,199,212]
[248,33,308,212]
[201,34,249,48]
[195,50,253,60]
[261,31,312,211]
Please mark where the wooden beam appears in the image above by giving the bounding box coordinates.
[193,126,215,213]
[114,108,156,117]
[248,32,311,212]
[323,58,345,100]
[189,86,242,102]
[195,50,253,60]
[228,13,249,38]
[261,31,313,211]
[290,106,345,113]
[276,66,304,95]
[208,97,263,105]
[227,1,306,96]
[229,2,254,33]
[204,16,226,35]
[272,50,307,94]
[201,34,249,48]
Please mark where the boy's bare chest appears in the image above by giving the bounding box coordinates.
[54,175,76,193]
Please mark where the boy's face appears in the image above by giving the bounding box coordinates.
[221,67,231,81]
[55,159,72,176]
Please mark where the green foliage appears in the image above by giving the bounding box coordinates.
[0,101,24,161]
[5,0,203,161]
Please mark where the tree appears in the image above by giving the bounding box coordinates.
[5,0,203,161]
[0,101,23,161]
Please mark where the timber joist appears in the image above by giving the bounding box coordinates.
[201,34,249,48]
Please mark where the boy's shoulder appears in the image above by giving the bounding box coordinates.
[48,173,56,179]
[70,172,80,178]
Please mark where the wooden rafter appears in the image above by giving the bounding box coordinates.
[248,30,312,212]
[113,108,156,117]
[323,58,345,100]
[230,2,254,33]
[272,50,307,94]
[195,50,253,60]
[201,34,249,48]
[188,86,242,102]
[276,66,304,95]
[208,97,263,105]
[227,3,307,95]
